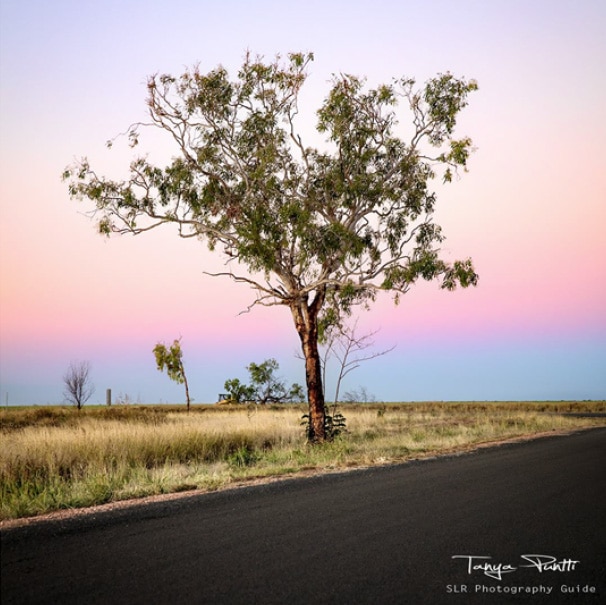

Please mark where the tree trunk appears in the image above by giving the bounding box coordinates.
[291,296,326,443]
[181,363,191,413]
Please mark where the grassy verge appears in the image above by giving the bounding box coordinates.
[1,402,604,521]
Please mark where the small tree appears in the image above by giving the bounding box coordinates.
[223,378,256,403]
[65,52,479,441]
[63,361,95,410]
[247,358,304,404]
[224,359,304,404]
[323,321,394,403]
[153,338,191,410]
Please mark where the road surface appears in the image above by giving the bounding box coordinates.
[2,428,605,604]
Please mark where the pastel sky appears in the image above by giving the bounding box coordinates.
[1,0,605,405]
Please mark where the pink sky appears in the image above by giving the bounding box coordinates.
[1,0,604,404]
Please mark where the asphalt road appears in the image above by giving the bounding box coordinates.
[2,428,605,604]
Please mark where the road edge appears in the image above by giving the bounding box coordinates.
[2,425,604,531]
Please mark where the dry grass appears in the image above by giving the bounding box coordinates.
[1,402,604,520]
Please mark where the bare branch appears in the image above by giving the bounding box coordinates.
[63,361,95,410]
[320,320,395,403]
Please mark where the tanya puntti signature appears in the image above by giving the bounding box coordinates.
[452,555,580,581]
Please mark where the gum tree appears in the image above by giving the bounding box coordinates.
[153,338,191,411]
[246,359,304,404]
[65,52,479,442]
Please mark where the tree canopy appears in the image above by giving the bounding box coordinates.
[153,339,191,410]
[224,358,304,404]
[65,52,479,441]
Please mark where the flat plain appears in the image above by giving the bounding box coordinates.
[1,401,605,521]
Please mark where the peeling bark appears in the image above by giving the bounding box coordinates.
[291,294,326,443]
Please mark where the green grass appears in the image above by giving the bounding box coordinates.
[1,401,604,521]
